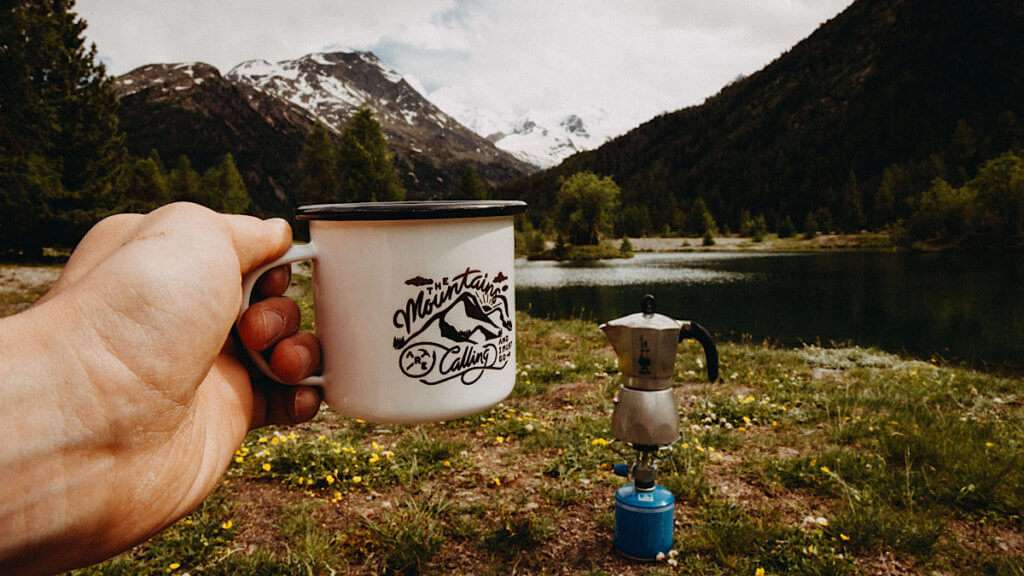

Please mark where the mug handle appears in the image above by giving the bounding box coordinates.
[237,242,324,386]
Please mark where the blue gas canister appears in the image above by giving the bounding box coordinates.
[614,482,675,560]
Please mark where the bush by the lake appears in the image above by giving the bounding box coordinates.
[906,151,1024,247]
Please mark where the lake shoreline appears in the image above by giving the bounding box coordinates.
[620,232,899,254]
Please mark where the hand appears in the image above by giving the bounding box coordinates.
[0,203,322,574]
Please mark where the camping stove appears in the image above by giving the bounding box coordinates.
[599,294,718,560]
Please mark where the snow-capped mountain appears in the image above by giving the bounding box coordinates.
[427,91,622,168]
[112,51,533,213]
[486,113,605,168]
[226,51,532,185]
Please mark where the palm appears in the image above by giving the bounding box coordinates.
[38,205,321,562]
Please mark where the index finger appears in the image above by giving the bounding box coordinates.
[255,265,292,300]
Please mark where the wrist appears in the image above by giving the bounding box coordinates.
[0,296,120,574]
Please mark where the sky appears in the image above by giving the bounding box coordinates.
[78,0,853,135]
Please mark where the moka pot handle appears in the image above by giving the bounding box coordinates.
[680,321,718,383]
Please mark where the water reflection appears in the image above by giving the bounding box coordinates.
[515,253,756,288]
[515,252,1024,371]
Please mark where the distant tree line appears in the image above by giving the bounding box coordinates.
[500,0,1024,250]
[513,125,1023,250]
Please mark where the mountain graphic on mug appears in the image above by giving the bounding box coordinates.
[392,291,510,350]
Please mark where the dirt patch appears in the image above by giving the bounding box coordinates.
[0,265,60,316]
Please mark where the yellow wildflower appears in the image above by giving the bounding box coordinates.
[352,475,363,484]
[590,438,610,447]
[220,520,233,530]
[742,416,752,425]
[332,491,342,502]
[442,459,452,468]
[985,441,995,449]
[270,436,280,446]
[840,533,850,541]
[258,436,268,444]
[755,568,766,576]
[681,442,690,449]
[737,427,746,433]
[262,463,272,472]
[491,476,502,487]
[696,446,706,453]
[371,441,380,450]
[355,418,366,424]
[325,474,335,485]
[234,456,244,464]
[495,436,506,444]
[369,453,380,464]
[820,466,831,474]
[382,450,395,459]
[167,562,181,572]
[740,395,755,404]
[288,431,298,441]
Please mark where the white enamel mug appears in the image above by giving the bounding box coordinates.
[238,200,527,424]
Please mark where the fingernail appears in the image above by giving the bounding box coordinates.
[261,310,285,342]
[295,345,312,377]
[293,388,313,418]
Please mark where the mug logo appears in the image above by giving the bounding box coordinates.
[392,267,513,385]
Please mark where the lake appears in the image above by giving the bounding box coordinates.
[515,251,1024,372]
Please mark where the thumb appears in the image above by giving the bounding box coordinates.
[223,215,293,274]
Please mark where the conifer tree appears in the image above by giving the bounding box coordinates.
[295,123,342,205]
[840,171,865,232]
[0,0,126,255]
[116,156,169,211]
[687,197,717,236]
[202,153,250,213]
[168,155,203,205]
[457,165,489,200]
[873,167,898,228]
[337,108,404,202]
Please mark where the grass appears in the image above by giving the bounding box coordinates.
[41,281,1024,575]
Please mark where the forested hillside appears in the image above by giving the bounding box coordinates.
[502,0,1024,244]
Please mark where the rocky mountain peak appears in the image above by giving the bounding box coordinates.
[113,49,532,215]
[114,62,223,98]
[560,114,589,137]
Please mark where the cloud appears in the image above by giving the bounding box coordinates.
[77,0,454,73]
[79,0,852,134]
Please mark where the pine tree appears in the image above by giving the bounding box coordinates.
[873,166,898,228]
[115,156,169,212]
[456,165,489,200]
[202,153,250,213]
[687,197,717,236]
[803,212,819,239]
[778,215,796,238]
[295,123,342,205]
[168,155,203,205]
[337,108,404,202]
[0,0,126,255]
[840,171,865,232]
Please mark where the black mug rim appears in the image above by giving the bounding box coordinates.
[296,200,527,221]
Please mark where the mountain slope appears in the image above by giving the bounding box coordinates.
[227,51,532,189]
[114,52,533,216]
[501,0,1024,230]
[114,62,317,215]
